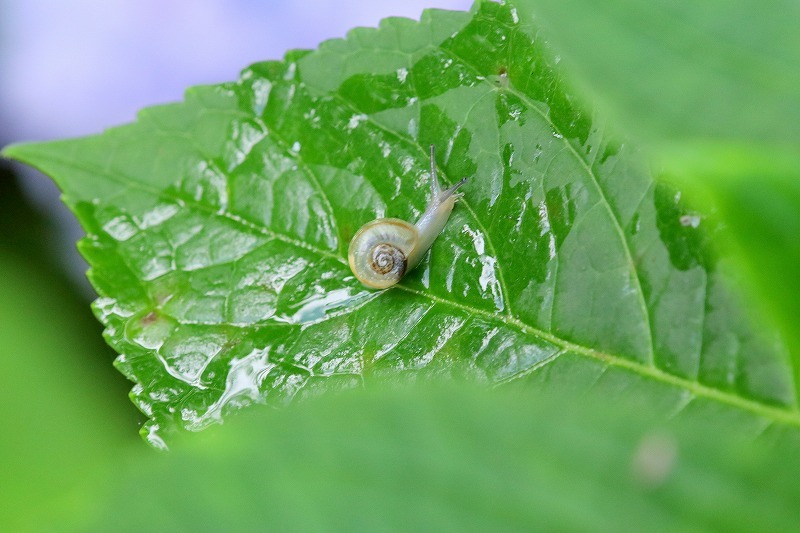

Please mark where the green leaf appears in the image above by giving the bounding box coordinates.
[3,0,797,445]
[80,385,800,531]
[511,0,800,147]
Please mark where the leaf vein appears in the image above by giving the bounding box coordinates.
[258,123,342,256]
[44,154,346,267]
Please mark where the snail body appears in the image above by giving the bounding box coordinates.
[349,145,467,289]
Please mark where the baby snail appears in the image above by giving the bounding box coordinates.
[348,145,467,289]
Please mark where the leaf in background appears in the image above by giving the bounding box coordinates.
[3,1,797,445]
[511,0,800,147]
[80,385,800,531]
[511,0,800,384]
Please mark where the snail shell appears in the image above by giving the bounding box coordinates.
[348,145,467,289]
[348,218,419,289]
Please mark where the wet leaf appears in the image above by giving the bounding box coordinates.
[4,1,798,445]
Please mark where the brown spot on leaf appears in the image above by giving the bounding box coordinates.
[140,311,158,326]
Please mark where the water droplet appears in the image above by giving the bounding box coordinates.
[280,288,376,324]
[187,348,277,430]
[679,214,701,228]
[103,215,138,241]
[396,67,409,84]
[347,113,367,130]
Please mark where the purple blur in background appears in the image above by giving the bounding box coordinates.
[0,0,473,291]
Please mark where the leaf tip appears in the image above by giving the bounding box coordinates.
[1,141,45,167]
[1,142,22,161]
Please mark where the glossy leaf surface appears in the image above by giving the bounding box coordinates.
[4,1,798,445]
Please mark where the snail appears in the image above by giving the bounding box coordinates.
[349,145,467,289]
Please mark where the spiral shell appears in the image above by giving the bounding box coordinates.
[348,218,419,289]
